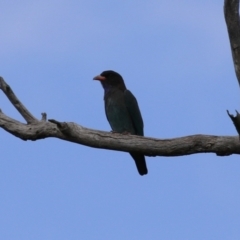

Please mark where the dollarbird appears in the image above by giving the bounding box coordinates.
[93,70,148,175]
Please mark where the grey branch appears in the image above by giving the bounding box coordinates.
[0,77,240,157]
[0,77,37,124]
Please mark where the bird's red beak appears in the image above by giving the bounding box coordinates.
[93,75,106,81]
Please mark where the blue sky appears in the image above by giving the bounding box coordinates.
[1,1,240,239]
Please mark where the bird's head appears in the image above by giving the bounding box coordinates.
[93,70,126,91]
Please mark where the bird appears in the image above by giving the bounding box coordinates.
[93,70,148,175]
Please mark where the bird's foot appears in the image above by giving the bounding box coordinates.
[110,130,118,134]
[121,131,131,135]
[110,130,131,135]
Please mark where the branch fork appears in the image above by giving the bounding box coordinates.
[0,77,240,157]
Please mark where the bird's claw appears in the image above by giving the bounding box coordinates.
[122,131,131,135]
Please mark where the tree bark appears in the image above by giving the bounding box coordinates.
[224,0,240,133]
[0,77,240,157]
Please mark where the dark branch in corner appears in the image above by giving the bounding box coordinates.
[0,77,240,157]
[227,110,240,137]
[224,0,240,84]
[224,0,240,134]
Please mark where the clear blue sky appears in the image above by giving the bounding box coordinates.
[1,1,240,239]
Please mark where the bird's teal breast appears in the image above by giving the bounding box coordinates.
[105,93,135,134]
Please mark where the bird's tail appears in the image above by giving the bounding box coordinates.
[130,153,148,176]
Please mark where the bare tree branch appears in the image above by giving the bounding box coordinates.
[224,0,240,134]
[0,77,240,157]
[0,77,37,124]
[224,0,240,84]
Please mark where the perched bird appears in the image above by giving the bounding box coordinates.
[93,70,148,175]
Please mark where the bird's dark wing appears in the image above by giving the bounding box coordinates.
[124,90,144,136]
[104,103,110,123]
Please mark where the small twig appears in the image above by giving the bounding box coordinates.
[227,110,240,139]
[41,112,47,121]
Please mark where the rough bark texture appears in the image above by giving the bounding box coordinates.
[1,1,240,158]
